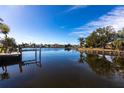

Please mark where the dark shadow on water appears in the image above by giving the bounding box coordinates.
[0,50,42,80]
[78,51,124,79]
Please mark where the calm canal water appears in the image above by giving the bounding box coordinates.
[0,48,124,88]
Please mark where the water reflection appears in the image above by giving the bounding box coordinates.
[0,48,124,87]
[0,49,42,80]
[78,51,124,79]
[0,65,9,80]
[78,52,86,64]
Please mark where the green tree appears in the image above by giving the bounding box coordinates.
[111,28,124,50]
[85,32,97,48]
[85,26,116,48]
[78,37,85,47]
[96,26,115,48]
[0,23,10,39]
[118,28,124,39]
[0,37,17,53]
[0,18,3,38]
[112,39,124,50]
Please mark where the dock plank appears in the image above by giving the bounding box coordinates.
[0,52,21,56]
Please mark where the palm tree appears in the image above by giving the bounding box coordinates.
[78,37,85,48]
[0,18,3,37]
[0,23,10,39]
[0,19,10,53]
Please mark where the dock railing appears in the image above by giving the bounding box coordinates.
[18,47,41,63]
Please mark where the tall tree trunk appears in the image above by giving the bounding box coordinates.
[4,34,8,53]
[5,34,7,39]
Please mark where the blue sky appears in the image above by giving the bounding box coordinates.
[0,5,124,44]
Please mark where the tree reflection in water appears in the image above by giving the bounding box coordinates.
[78,52,124,79]
[78,52,87,64]
[0,65,9,80]
[112,56,124,78]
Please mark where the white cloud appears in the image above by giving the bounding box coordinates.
[62,5,88,13]
[70,31,89,37]
[72,6,124,37]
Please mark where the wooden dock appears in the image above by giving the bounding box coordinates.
[0,48,41,61]
[21,48,38,51]
[0,52,21,57]
[19,48,41,62]
[78,48,124,56]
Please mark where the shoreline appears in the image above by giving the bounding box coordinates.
[78,48,124,56]
[78,48,124,52]
[1,47,124,56]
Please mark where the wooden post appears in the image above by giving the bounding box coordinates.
[19,63,23,73]
[39,48,41,62]
[19,47,22,61]
[35,48,37,62]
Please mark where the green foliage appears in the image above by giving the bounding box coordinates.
[0,37,17,53]
[112,37,124,50]
[0,18,16,53]
[117,28,124,41]
[111,28,124,50]
[85,31,98,48]
[78,37,85,47]
[85,26,116,48]
[0,23,10,38]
